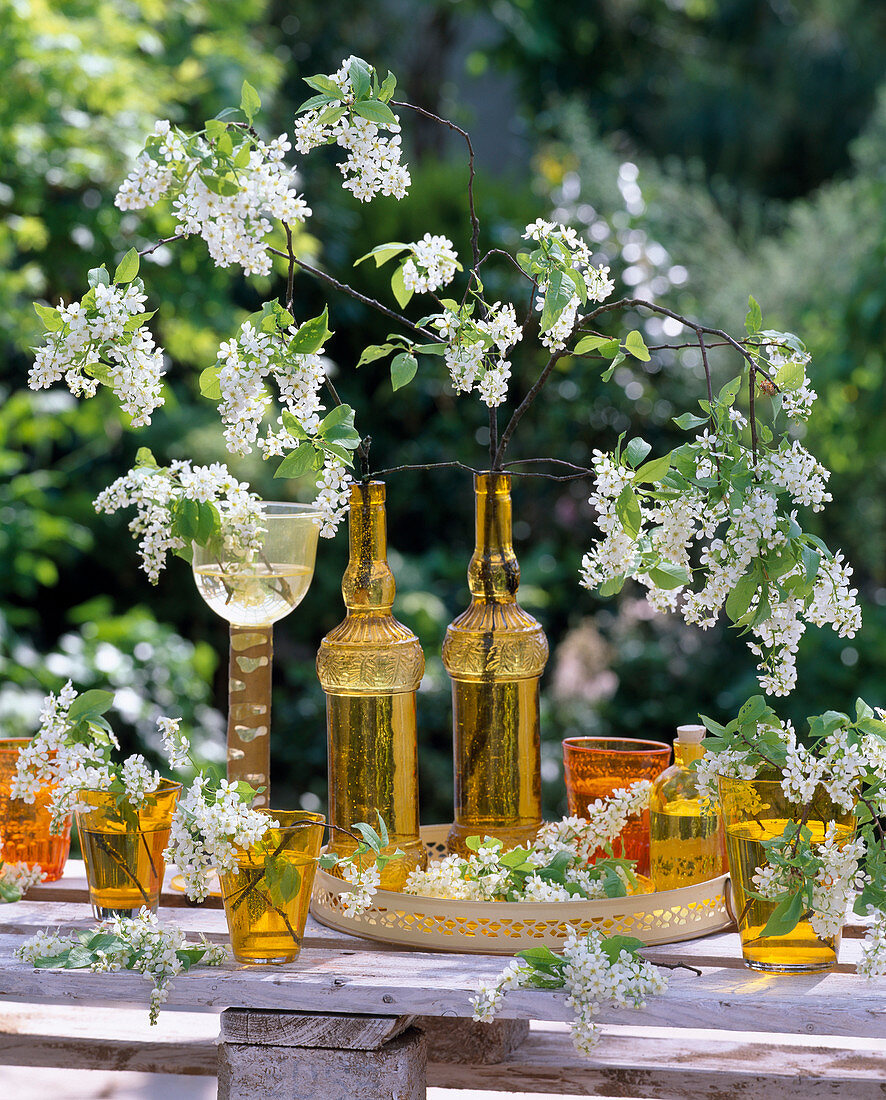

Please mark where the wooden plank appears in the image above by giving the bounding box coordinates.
[219,1008,413,1049]
[2,932,885,1038]
[428,1029,886,1097]
[417,1016,529,1064]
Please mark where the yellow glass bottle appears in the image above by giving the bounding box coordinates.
[316,481,425,889]
[649,724,726,891]
[443,472,548,855]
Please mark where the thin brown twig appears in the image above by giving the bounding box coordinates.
[392,100,480,269]
[493,349,567,469]
[137,234,187,258]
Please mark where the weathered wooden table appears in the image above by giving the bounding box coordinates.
[1,862,884,1098]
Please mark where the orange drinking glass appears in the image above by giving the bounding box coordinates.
[562,736,671,876]
[0,739,72,882]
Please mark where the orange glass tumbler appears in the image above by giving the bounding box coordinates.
[0,739,72,882]
[562,736,671,876]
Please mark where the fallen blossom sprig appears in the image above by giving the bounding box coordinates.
[0,861,45,903]
[697,694,886,974]
[471,931,668,1056]
[29,253,164,426]
[11,681,182,833]
[404,782,650,903]
[16,910,227,1024]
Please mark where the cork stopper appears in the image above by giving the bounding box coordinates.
[676,724,706,744]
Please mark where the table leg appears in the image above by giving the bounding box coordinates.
[217,1008,426,1100]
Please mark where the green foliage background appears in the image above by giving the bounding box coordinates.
[2,0,885,821]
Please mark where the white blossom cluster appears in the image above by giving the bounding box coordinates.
[471,930,667,1056]
[16,910,227,1024]
[522,219,614,351]
[404,783,651,903]
[28,281,165,426]
[312,457,354,538]
[215,318,328,456]
[94,459,264,582]
[164,776,277,903]
[116,121,310,276]
[340,861,382,917]
[752,823,867,941]
[294,57,410,201]
[761,340,816,422]
[0,861,45,902]
[401,234,459,294]
[578,430,861,696]
[432,301,522,407]
[11,682,176,831]
[859,909,886,980]
[158,716,190,771]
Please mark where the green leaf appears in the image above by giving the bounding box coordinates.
[176,498,200,542]
[264,857,301,908]
[573,334,614,355]
[323,443,354,467]
[624,437,652,468]
[324,423,361,449]
[775,358,806,392]
[673,412,709,431]
[761,891,804,938]
[745,295,762,335]
[378,71,397,103]
[87,266,110,289]
[625,330,651,361]
[353,242,410,268]
[600,935,645,963]
[615,485,642,540]
[601,350,625,382]
[353,99,398,126]
[281,412,309,439]
[239,80,261,121]
[390,264,413,309]
[539,268,574,334]
[135,447,157,468]
[348,58,372,100]
[598,574,626,597]
[801,545,821,585]
[303,74,345,99]
[635,453,672,484]
[318,404,354,433]
[725,568,759,624]
[216,130,234,157]
[317,103,347,127]
[274,444,317,479]
[232,142,251,169]
[738,695,767,725]
[33,302,62,331]
[356,343,397,368]
[67,689,115,723]
[296,93,334,114]
[288,306,332,355]
[195,501,218,544]
[391,352,418,391]
[205,118,227,139]
[414,342,445,356]
[199,366,222,401]
[717,374,743,406]
[517,945,563,970]
[648,562,690,590]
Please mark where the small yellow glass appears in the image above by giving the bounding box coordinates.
[0,738,72,882]
[75,781,181,918]
[220,809,325,965]
[719,773,856,973]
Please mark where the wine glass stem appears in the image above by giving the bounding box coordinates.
[227,625,273,807]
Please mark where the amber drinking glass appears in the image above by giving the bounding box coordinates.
[562,736,671,876]
[719,773,855,973]
[76,780,181,918]
[0,739,71,882]
[219,809,325,964]
[192,502,320,805]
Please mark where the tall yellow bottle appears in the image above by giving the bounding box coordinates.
[649,724,727,891]
[443,472,548,855]
[316,481,426,889]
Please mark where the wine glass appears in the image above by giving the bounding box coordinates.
[192,502,320,806]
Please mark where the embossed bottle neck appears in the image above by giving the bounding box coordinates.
[469,472,520,604]
[343,481,395,613]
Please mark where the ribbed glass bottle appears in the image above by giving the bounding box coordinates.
[443,472,548,855]
[316,481,426,889]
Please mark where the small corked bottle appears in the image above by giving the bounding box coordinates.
[649,724,727,891]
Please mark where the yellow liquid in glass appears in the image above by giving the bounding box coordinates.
[79,824,170,911]
[194,562,312,626]
[650,801,724,891]
[221,851,316,963]
[725,816,851,971]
